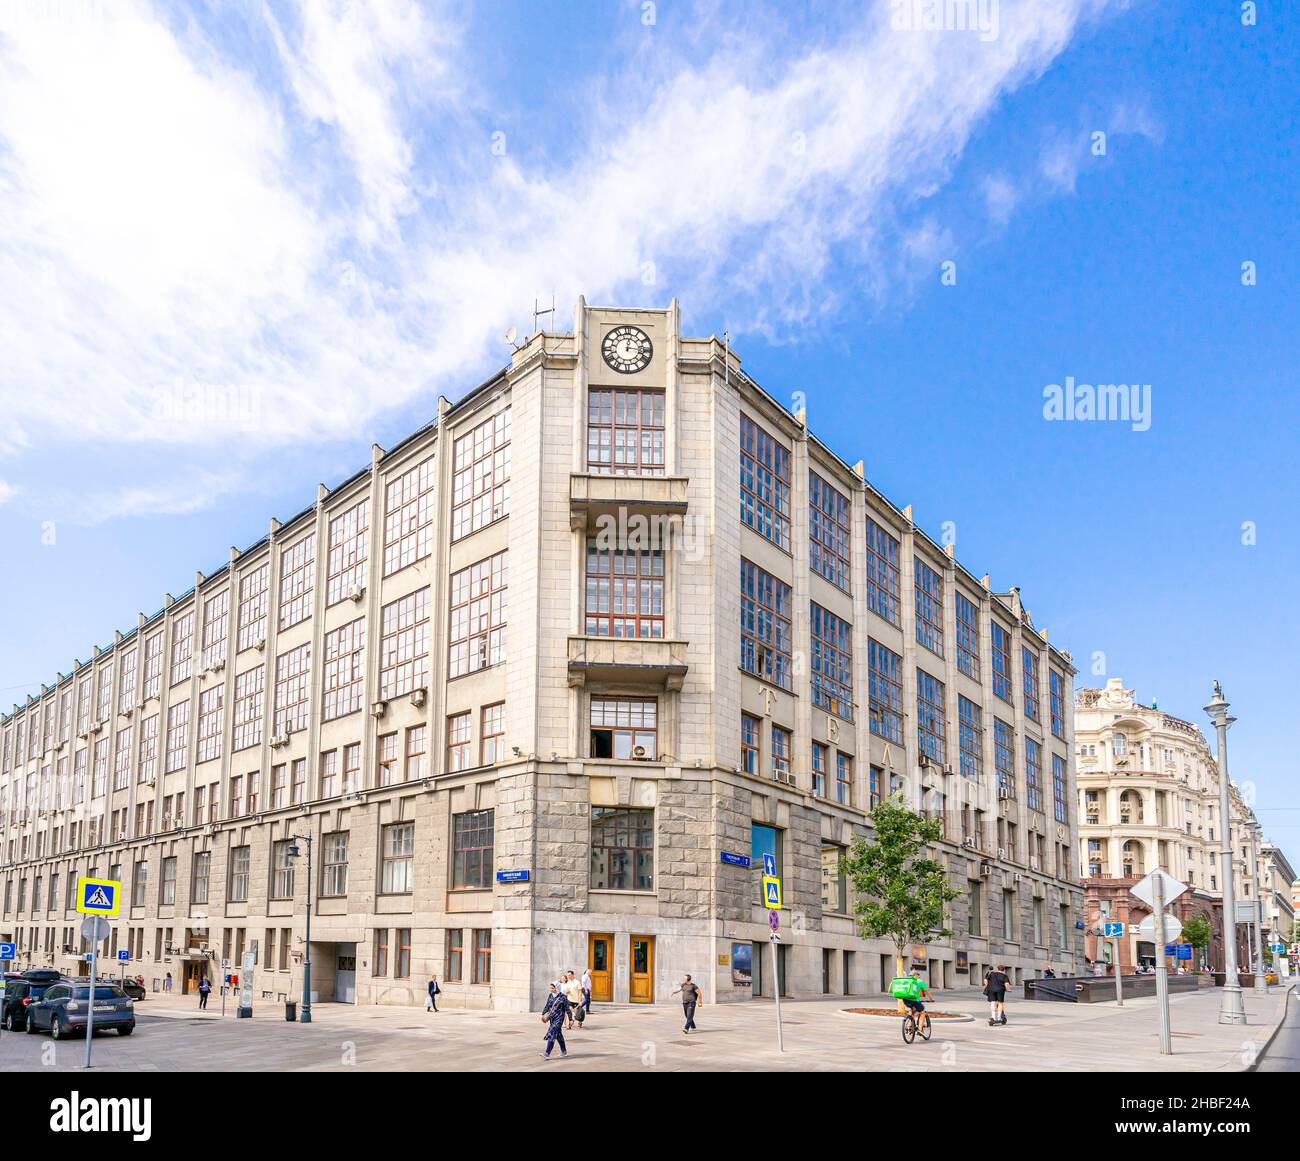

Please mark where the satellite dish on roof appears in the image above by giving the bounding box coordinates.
[504,326,517,346]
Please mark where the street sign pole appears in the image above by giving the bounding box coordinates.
[1114,936,1124,1007]
[1154,873,1172,1056]
[770,933,783,1053]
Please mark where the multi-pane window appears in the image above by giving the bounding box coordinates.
[864,518,901,626]
[867,640,904,743]
[958,695,982,778]
[452,809,494,888]
[112,726,133,791]
[319,750,338,799]
[405,726,426,781]
[771,725,791,781]
[132,861,148,907]
[1049,670,1066,739]
[914,560,944,657]
[955,591,980,680]
[321,832,348,896]
[395,929,412,979]
[232,665,264,751]
[835,752,852,805]
[377,732,399,786]
[590,697,657,760]
[916,670,946,765]
[76,681,91,733]
[448,553,508,678]
[278,534,316,630]
[1022,647,1041,723]
[810,603,853,719]
[164,700,189,774]
[1052,753,1068,824]
[480,703,505,766]
[590,806,653,891]
[445,929,463,983]
[141,633,163,699]
[73,748,87,804]
[270,764,287,809]
[1025,737,1044,813]
[741,714,760,775]
[994,719,1015,798]
[229,773,243,817]
[95,664,113,724]
[322,619,366,720]
[273,644,311,736]
[739,560,792,690]
[380,588,430,697]
[446,713,471,772]
[381,822,415,894]
[201,590,229,670]
[452,408,511,540]
[192,851,210,905]
[809,472,851,592]
[271,840,295,899]
[374,929,389,976]
[117,650,138,715]
[587,388,665,475]
[326,498,369,605]
[59,688,73,743]
[812,742,827,796]
[584,539,664,638]
[170,611,195,686]
[383,458,435,576]
[196,686,223,763]
[343,743,361,794]
[229,846,250,902]
[739,414,791,550]
[472,930,492,984]
[991,622,1013,703]
[160,856,176,906]
[236,563,270,652]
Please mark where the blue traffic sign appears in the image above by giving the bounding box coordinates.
[1177,944,1192,960]
[1103,921,1124,939]
[0,942,14,961]
[495,869,530,883]
[1164,943,1179,956]
[117,950,130,962]
[1271,943,1286,955]
[763,853,776,877]
[720,851,751,867]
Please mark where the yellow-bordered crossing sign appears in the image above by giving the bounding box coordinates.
[76,876,121,917]
[762,875,782,909]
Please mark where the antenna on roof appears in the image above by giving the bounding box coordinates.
[532,292,555,336]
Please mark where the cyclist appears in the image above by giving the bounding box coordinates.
[902,971,931,1037]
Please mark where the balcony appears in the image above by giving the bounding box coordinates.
[567,635,688,690]
[569,473,689,532]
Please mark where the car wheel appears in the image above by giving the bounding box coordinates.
[2,1012,15,1032]
[117,1024,134,1036]
[50,1016,63,1041]
[25,1014,39,1034]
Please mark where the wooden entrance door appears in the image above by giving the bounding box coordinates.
[587,933,614,1002]
[629,935,654,1003]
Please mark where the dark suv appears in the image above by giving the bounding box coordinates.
[1,969,65,1032]
[26,981,135,1039]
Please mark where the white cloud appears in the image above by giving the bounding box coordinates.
[0,479,16,507]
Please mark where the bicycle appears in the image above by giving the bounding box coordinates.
[901,1006,932,1044]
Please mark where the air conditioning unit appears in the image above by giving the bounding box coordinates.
[93,721,106,732]
[146,776,156,788]
[997,847,1006,859]
[997,785,1012,799]
[270,733,291,749]
[254,636,266,652]
[632,745,649,760]
[116,831,127,842]
[77,731,89,741]
[207,823,220,835]
[979,862,993,876]
[370,701,388,719]
[410,688,427,708]
[962,836,977,849]
[943,764,954,777]
[211,660,225,673]
[347,584,365,602]
[1013,873,1022,884]
[122,707,133,719]
[1029,857,1041,872]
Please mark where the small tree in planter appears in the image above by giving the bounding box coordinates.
[842,795,960,1008]
[1182,914,1212,971]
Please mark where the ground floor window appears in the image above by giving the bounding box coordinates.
[472,929,491,984]
[446,928,463,982]
[590,806,653,890]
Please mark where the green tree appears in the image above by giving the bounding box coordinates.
[842,795,960,1000]
[1181,914,1212,970]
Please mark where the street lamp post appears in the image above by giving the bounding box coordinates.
[1204,681,1246,1024]
[287,833,314,1024]
[1249,823,1268,994]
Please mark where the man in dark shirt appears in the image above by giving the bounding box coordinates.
[671,974,701,1034]
[983,965,1011,1025]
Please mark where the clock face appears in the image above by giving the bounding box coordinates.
[601,325,653,374]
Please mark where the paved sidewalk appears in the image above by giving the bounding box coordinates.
[2,983,1290,1072]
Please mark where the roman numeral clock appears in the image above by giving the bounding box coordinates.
[601,324,653,374]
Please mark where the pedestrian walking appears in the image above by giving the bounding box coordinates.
[197,976,212,1010]
[164,971,173,993]
[1043,965,1056,979]
[982,964,1010,1026]
[580,966,593,1014]
[671,974,701,1033]
[539,982,568,1060]
[426,972,440,1012]
[563,970,583,1028]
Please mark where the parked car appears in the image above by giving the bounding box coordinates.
[117,978,146,1001]
[26,981,135,1039]
[1,969,66,1032]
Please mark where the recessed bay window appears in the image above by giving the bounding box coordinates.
[589,697,657,760]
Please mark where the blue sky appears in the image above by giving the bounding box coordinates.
[1,2,1297,852]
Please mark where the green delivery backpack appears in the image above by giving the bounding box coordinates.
[890,976,922,1000]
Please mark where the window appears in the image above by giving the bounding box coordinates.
[958,696,982,779]
[811,742,827,797]
[374,929,389,976]
[271,840,295,899]
[739,415,791,549]
[196,686,223,763]
[1025,738,1044,813]
[321,832,349,896]
[810,603,853,719]
[229,774,243,818]
[319,750,338,798]
[1002,889,1016,940]
[1049,670,1066,739]
[322,618,366,720]
[809,472,851,592]
[770,725,791,782]
[821,843,847,913]
[740,559,792,690]
[446,929,463,982]
[377,732,399,786]
[343,743,361,794]
[164,700,189,774]
[448,554,507,678]
[290,758,306,805]
[76,681,91,734]
[113,725,133,791]
[192,851,210,905]
[94,664,113,724]
[590,698,657,760]
[383,457,435,576]
[232,665,264,751]
[117,650,138,715]
[273,644,311,736]
[326,499,369,605]
[1053,753,1068,824]
[587,388,664,475]
[381,823,414,894]
[270,764,287,809]
[751,823,783,881]
[446,714,471,772]
[201,590,229,670]
[741,714,760,775]
[584,538,664,638]
[452,809,494,889]
[991,622,1013,703]
[378,588,431,698]
[969,880,984,936]
[395,928,412,979]
[480,703,505,766]
[914,560,944,657]
[169,612,195,686]
[864,517,901,626]
[1022,647,1040,722]
[955,591,980,680]
[835,752,852,805]
[236,563,270,652]
[160,857,176,906]
[472,930,492,984]
[867,640,904,743]
[452,408,511,539]
[405,726,426,781]
[132,860,148,907]
[141,632,163,699]
[994,719,1015,798]
[916,670,946,765]
[590,807,653,890]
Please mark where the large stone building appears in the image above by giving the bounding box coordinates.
[0,299,1082,1012]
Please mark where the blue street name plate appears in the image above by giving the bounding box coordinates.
[496,870,531,883]
[720,852,751,867]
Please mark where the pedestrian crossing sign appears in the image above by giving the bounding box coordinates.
[762,875,782,909]
[76,876,120,917]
